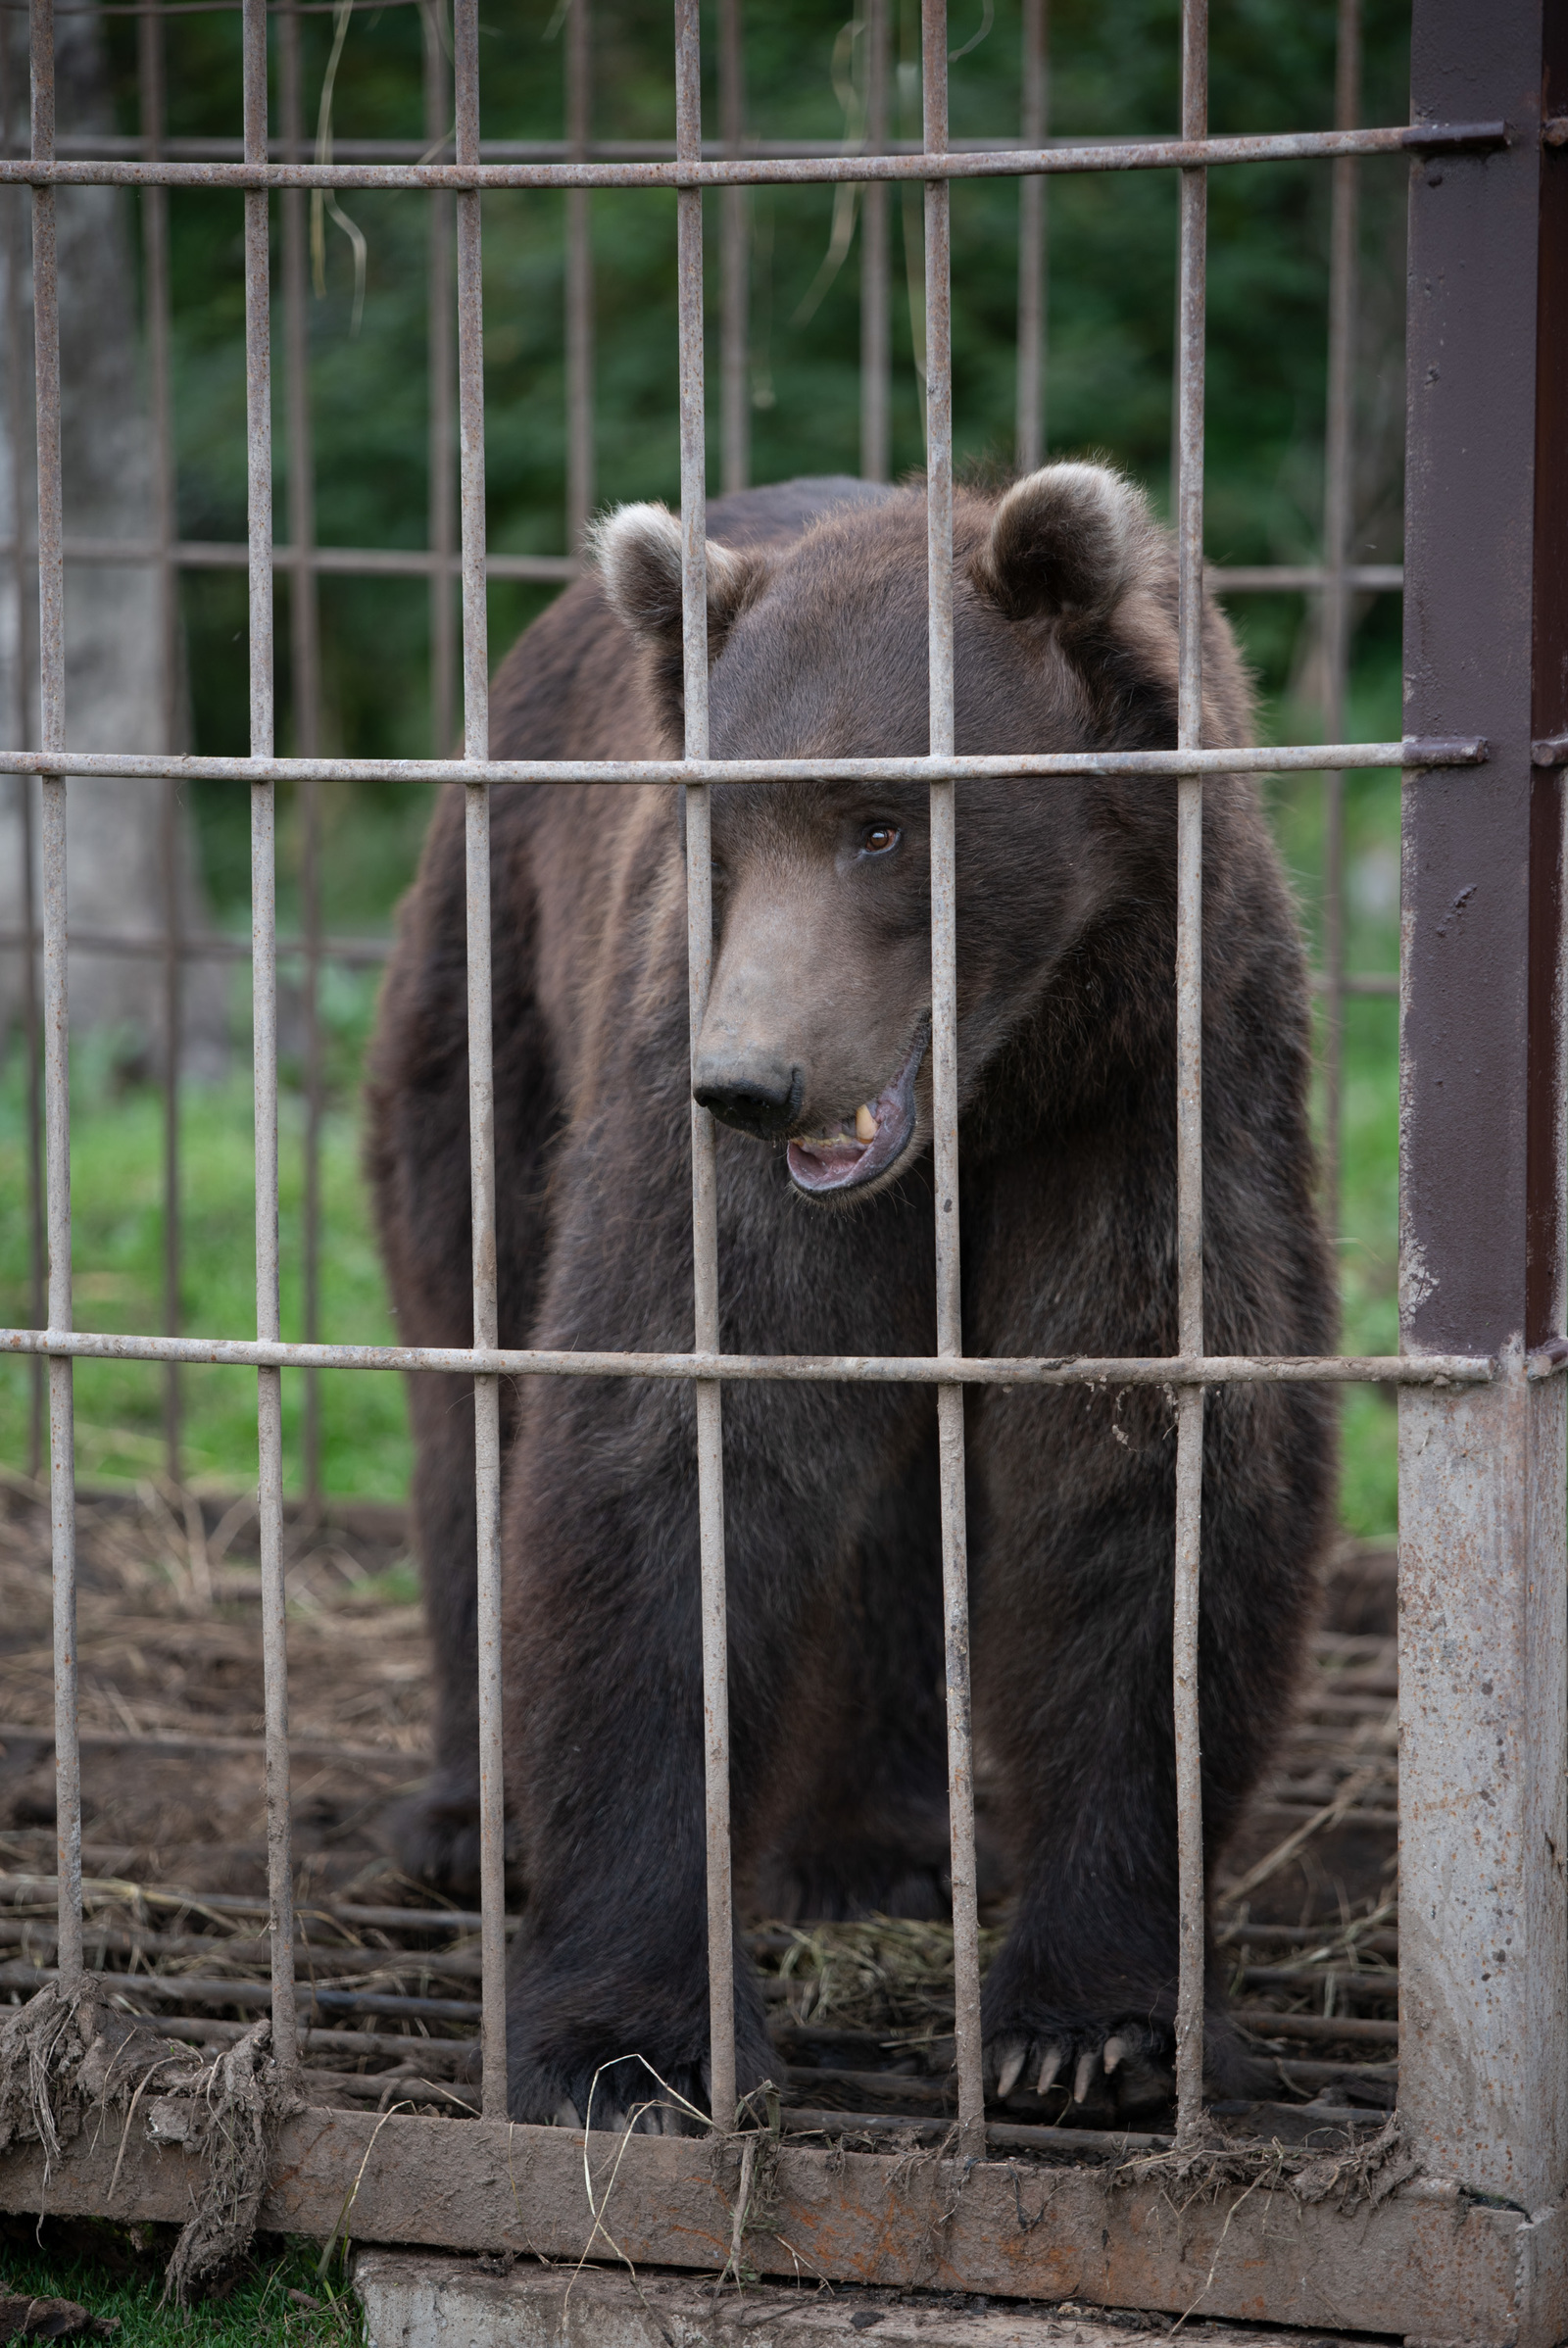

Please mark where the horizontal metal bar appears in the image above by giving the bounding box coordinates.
[1533,731,1568,767]
[0,534,574,582]
[0,738,1488,789]
[29,126,1471,164]
[0,1325,1494,1385]
[0,925,389,965]
[0,535,1387,600]
[0,122,1509,193]
[1213,563,1402,592]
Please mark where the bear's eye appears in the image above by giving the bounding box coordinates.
[860,823,901,856]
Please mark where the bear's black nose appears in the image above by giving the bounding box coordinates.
[693,1059,804,1139]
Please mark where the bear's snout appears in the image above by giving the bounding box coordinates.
[693,1053,805,1139]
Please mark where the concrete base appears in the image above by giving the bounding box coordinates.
[353,2251,1355,2348]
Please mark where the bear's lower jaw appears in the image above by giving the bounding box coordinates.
[786,1024,927,1198]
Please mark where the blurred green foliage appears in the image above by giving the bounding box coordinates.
[0,0,1413,1532]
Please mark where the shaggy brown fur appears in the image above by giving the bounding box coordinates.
[366,466,1335,2131]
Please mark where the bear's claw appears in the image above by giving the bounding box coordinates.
[983,2025,1172,2119]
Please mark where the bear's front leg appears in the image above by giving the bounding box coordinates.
[970,1381,1324,2127]
[500,1370,814,2133]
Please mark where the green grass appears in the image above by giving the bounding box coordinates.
[0,1027,409,1504]
[0,2227,363,2344]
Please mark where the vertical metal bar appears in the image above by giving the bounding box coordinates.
[280,1,323,1506]
[3,25,45,1484]
[920,0,982,2160]
[139,1,182,1489]
[1397,0,1568,2213]
[717,0,747,496]
[425,2,456,750]
[453,0,506,2125]
[29,0,80,1988]
[1014,0,1046,472]
[859,0,889,483]
[675,0,736,2134]
[564,0,593,551]
[1318,0,1359,1234]
[1171,0,1207,2146]
[242,0,296,2079]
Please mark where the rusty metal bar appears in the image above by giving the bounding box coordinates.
[1318,0,1359,1234]
[0,1328,1495,1385]
[1171,0,1207,2145]
[717,0,746,495]
[859,0,889,480]
[450,0,506,2128]
[29,0,80,1988]
[0,121,1506,191]
[279,0,323,1506]
[920,0,981,2161]
[241,0,297,2080]
[0,737,1488,788]
[674,0,736,2137]
[1397,0,1568,2213]
[424,6,456,752]
[1014,0,1046,470]
[564,0,591,552]
[136,6,183,1487]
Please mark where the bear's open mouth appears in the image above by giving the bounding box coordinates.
[786,1025,928,1198]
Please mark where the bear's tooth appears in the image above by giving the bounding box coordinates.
[856,1102,877,1143]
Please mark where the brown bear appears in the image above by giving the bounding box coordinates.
[366,465,1335,2132]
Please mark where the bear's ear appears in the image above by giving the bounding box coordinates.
[969,463,1148,625]
[590,501,765,662]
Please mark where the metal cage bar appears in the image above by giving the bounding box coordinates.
[2,14,45,1485]
[1014,0,1046,471]
[674,0,737,2134]
[450,0,507,2127]
[137,3,183,1489]
[29,0,82,1991]
[919,0,983,2158]
[1318,0,1360,1232]
[279,0,324,1506]
[242,0,298,2081]
[564,0,592,553]
[1170,0,1208,2146]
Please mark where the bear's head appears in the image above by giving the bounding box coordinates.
[593,464,1252,1202]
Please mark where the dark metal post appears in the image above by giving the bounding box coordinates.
[1398,0,1568,2209]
